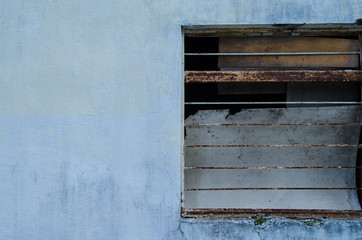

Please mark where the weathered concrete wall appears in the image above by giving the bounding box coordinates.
[0,0,361,239]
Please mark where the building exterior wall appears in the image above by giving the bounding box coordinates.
[0,1,361,239]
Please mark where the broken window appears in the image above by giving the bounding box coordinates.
[182,24,362,218]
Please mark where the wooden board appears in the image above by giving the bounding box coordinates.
[185,147,358,168]
[184,168,354,188]
[219,37,359,53]
[185,106,362,125]
[184,24,362,38]
[218,37,359,69]
[185,125,359,145]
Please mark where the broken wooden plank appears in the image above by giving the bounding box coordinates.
[184,125,360,145]
[184,107,362,125]
[185,70,362,83]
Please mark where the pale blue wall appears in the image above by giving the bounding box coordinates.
[0,1,361,239]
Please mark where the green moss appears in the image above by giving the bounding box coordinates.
[303,220,316,226]
[253,217,267,226]
[303,219,324,227]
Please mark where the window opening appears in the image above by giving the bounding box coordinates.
[182,24,362,218]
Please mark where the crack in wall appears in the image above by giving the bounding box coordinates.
[163,224,188,240]
[179,224,188,240]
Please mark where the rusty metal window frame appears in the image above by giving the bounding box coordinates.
[181,24,362,219]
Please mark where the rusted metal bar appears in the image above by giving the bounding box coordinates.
[184,144,362,148]
[185,70,362,83]
[185,52,360,56]
[184,166,362,170]
[184,123,361,127]
[185,101,362,105]
[184,187,362,191]
[181,208,362,218]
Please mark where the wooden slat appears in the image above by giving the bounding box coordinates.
[185,125,360,145]
[184,147,357,168]
[185,70,362,83]
[184,169,354,189]
[218,37,359,69]
[183,190,361,209]
[219,37,359,53]
[184,24,362,37]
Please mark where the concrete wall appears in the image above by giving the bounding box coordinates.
[0,0,361,239]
